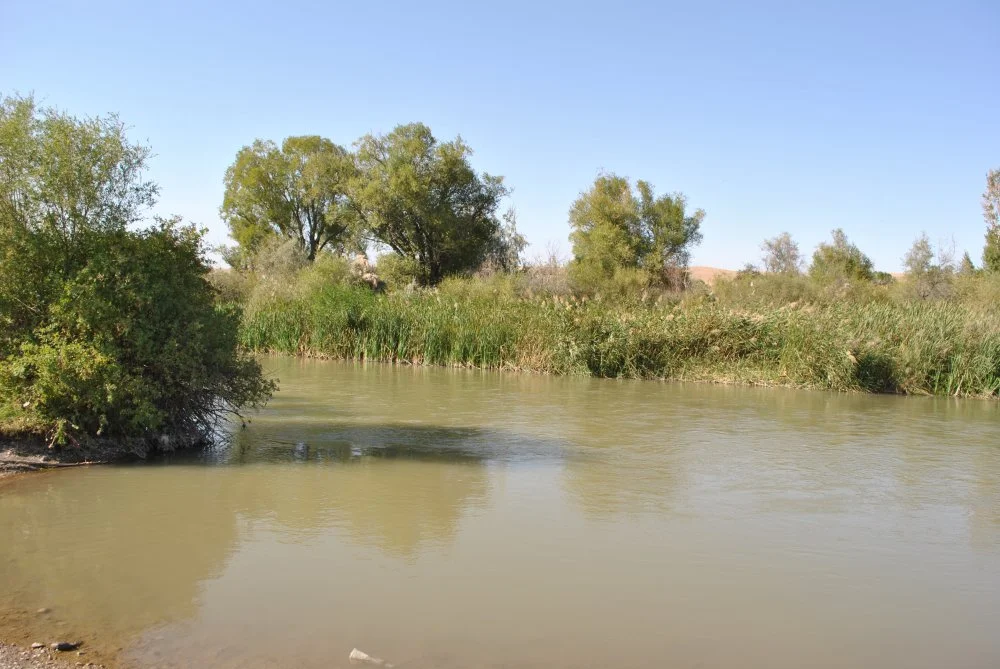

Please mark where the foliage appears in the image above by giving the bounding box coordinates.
[221,135,357,264]
[351,123,514,284]
[959,251,977,276]
[208,267,256,304]
[760,232,802,274]
[2,222,274,444]
[982,168,1000,272]
[238,275,1000,398]
[901,233,954,300]
[482,207,527,273]
[376,252,423,290]
[0,95,158,348]
[0,94,273,446]
[808,228,875,282]
[246,235,310,280]
[568,174,703,293]
[521,249,572,297]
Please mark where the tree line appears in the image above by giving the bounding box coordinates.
[222,126,1000,295]
[750,168,1000,300]
[219,129,706,291]
[220,125,525,285]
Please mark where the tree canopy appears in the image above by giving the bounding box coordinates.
[902,232,955,300]
[221,135,356,265]
[351,123,513,284]
[809,229,875,282]
[0,94,272,446]
[760,232,802,274]
[568,174,704,291]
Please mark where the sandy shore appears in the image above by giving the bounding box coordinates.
[0,642,106,669]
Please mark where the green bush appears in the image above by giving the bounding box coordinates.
[0,94,273,447]
[376,252,424,289]
[0,223,275,445]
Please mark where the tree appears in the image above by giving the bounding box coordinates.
[982,168,1000,272]
[484,207,527,273]
[221,135,356,264]
[1,95,157,350]
[0,95,272,446]
[760,232,802,274]
[568,174,704,291]
[351,123,512,284]
[809,229,875,282]
[958,251,976,276]
[902,233,934,275]
[902,232,954,300]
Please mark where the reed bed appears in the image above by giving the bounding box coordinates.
[236,278,1000,398]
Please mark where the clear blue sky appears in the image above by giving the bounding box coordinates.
[3,0,998,270]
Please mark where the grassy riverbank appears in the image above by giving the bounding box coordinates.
[233,270,1000,398]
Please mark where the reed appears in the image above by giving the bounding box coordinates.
[236,274,1000,398]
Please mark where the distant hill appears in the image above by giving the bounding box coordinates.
[688,266,737,285]
[688,266,905,284]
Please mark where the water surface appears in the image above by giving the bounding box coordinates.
[2,358,999,668]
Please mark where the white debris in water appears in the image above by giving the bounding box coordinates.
[349,648,393,667]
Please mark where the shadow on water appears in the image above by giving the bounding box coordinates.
[153,421,576,467]
[0,419,581,666]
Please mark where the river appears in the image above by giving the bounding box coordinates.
[2,358,999,668]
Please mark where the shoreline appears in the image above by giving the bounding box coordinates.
[0,641,107,669]
[3,351,995,484]
[258,349,1000,400]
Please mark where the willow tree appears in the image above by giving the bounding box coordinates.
[568,174,704,292]
[221,135,356,265]
[351,123,511,284]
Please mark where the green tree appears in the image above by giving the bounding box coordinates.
[351,123,512,284]
[221,135,356,264]
[568,174,704,292]
[808,229,875,282]
[760,232,802,274]
[902,232,954,300]
[1,95,158,346]
[0,95,272,446]
[982,168,1000,272]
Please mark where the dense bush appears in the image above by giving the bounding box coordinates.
[0,95,273,447]
[2,223,274,445]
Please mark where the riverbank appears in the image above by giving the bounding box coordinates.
[0,432,167,481]
[236,279,1000,398]
[0,642,106,669]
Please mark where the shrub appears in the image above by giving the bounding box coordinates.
[376,252,424,289]
[0,94,273,447]
[0,222,275,445]
[809,229,875,282]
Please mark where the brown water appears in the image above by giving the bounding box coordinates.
[2,358,1000,669]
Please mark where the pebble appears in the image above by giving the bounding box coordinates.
[36,608,50,614]
[30,643,44,649]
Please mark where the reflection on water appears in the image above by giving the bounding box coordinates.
[0,358,999,669]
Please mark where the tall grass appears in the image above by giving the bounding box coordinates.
[235,271,1000,398]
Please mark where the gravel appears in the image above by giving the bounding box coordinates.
[0,642,103,669]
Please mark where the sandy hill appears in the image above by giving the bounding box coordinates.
[688,266,737,285]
